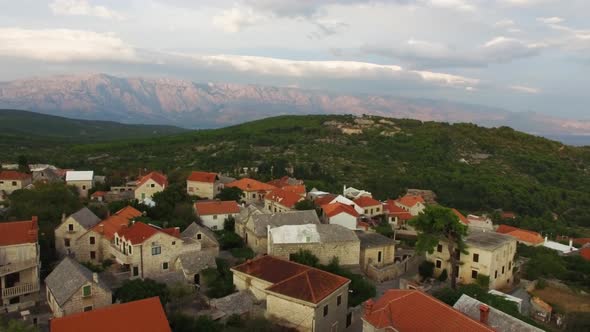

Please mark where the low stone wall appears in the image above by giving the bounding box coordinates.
[366,254,424,282]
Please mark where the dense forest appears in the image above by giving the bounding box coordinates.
[3,112,590,236]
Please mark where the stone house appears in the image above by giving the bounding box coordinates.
[357,232,395,272]
[264,188,303,213]
[50,297,171,332]
[268,224,361,266]
[0,170,32,194]
[186,171,222,199]
[0,217,41,312]
[353,196,383,218]
[231,256,351,332]
[134,171,168,202]
[426,232,517,290]
[65,171,94,198]
[321,202,360,230]
[194,200,240,230]
[394,195,426,216]
[225,178,276,204]
[45,257,112,317]
[466,214,494,232]
[342,186,372,200]
[173,222,219,285]
[237,210,321,254]
[496,225,544,246]
[383,200,413,227]
[55,207,101,258]
[30,166,62,183]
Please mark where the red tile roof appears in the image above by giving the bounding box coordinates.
[90,215,130,240]
[233,256,350,304]
[267,176,304,188]
[118,222,179,245]
[397,195,425,208]
[314,194,337,207]
[322,202,360,218]
[354,196,381,207]
[573,238,590,246]
[384,200,413,221]
[265,188,303,208]
[195,200,240,215]
[115,206,143,220]
[137,171,168,188]
[0,170,31,181]
[226,178,276,192]
[496,225,543,245]
[452,208,469,225]
[187,171,218,183]
[0,217,38,246]
[50,297,171,332]
[91,191,107,198]
[363,290,494,332]
[579,247,590,261]
[281,184,306,195]
[501,212,517,219]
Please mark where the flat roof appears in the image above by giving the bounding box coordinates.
[466,231,515,250]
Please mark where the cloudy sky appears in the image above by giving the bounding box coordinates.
[1,0,589,118]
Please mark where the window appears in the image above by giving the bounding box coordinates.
[377,251,382,263]
[364,209,368,214]
[346,313,352,327]
[509,261,512,270]
[12,181,17,186]
[213,215,218,220]
[188,187,194,192]
[152,246,161,256]
[502,266,505,274]
[471,270,478,279]
[163,262,169,270]
[82,285,92,297]
[437,244,442,252]
[83,306,93,312]
[68,224,74,232]
[150,184,155,188]
[454,249,461,260]
[115,237,119,245]
[90,251,96,260]
[128,246,132,255]
[495,270,498,278]
[82,185,86,190]
[64,238,70,247]
[323,305,329,317]
[172,241,176,245]
[436,259,442,269]
[212,226,218,230]
[473,253,479,262]
[337,295,342,306]
[89,237,95,245]
[133,266,139,277]
[197,233,202,240]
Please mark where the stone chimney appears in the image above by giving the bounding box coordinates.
[569,239,573,252]
[364,299,374,316]
[99,224,104,234]
[93,272,99,283]
[479,304,490,325]
[544,236,548,244]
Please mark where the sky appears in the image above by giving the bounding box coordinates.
[0,0,589,119]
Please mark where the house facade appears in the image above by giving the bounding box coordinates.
[231,256,351,332]
[0,170,32,194]
[225,178,277,204]
[394,195,426,216]
[65,171,94,198]
[353,196,383,217]
[0,217,41,312]
[194,200,240,230]
[427,232,517,290]
[357,232,396,272]
[45,257,112,318]
[321,202,360,230]
[186,171,222,199]
[134,171,168,202]
[55,207,101,257]
[264,188,303,213]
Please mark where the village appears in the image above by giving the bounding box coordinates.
[0,164,589,332]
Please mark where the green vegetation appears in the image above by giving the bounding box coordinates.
[215,187,243,202]
[114,278,170,305]
[169,314,291,332]
[437,269,448,282]
[418,261,435,281]
[411,205,468,289]
[0,316,38,332]
[229,247,254,260]
[294,199,315,211]
[202,258,236,298]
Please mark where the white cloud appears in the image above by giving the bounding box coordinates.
[212,7,266,33]
[0,28,137,62]
[499,0,556,7]
[494,19,515,28]
[427,0,475,11]
[49,0,125,20]
[537,17,563,24]
[510,85,540,94]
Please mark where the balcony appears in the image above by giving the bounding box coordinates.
[1,282,40,298]
[110,245,132,265]
[0,259,38,277]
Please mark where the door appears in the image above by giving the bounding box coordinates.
[194,274,200,285]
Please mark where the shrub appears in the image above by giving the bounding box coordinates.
[418,261,435,280]
[223,216,235,232]
[229,247,254,260]
[438,269,448,282]
[476,274,490,289]
[290,249,319,267]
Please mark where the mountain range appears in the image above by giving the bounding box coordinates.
[1,73,589,141]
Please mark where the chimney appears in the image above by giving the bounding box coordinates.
[61,213,66,223]
[93,272,99,283]
[569,239,573,251]
[364,299,374,315]
[479,304,490,325]
[99,224,104,234]
[544,236,548,244]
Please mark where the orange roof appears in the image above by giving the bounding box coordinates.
[91,191,107,197]
[501,212,517,219]
[265,188,303,208]
[496,225,543,245]
[50,297,171,332]
[0,217,38,246]
[187,171,218,183]
[0,170,31,180]
[322,202,360,218]
[532,297,552,312]
[314,194,337,207]
[115,206,143,220]
[195,200,240,215]
[363,290,494,332]
[281,184,306,195]
[90,215,129,240]
[118,222,179,245]
[397,195,425,208]
[354,196,381,207]
[233,256,350,304]
[267,176,304,188]
[579,247,590,261]
[384,200,413,221]
[452,208,469,225]
[225,178,276,192]
[573,238,590,246]
[137,171,168,188]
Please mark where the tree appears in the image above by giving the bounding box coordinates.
[114,279,170,305]
[215,187,244,202]
[418,261,434,280]
[223,216,235,232]
[294,199,315,211]
[410,205,468,289]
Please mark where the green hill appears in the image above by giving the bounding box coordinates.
[3,114,590,233]
[0,109,187,144]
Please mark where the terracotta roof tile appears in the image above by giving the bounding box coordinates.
[0,170,31,180]
[496,225,543,245]
[265,188,303,209]
[226,178,276,192]
[397,195,425,208]
[354,196,381,208]
[314,194,337,207]
[137,171,168,188]
[322,202,360,218]
[195,200,240,215]
[579,247,590,261]
[50,297,171,332]
[281,184,306,195]
[187,171,218,183]
[91,191,107,198]
[384,200,413,221]
[90,215,129,240]
[0,217,38,246]
[452,208,469,225]
[573,238,590,246]
[115,206,143,220]
[233,256,349,304]
[363,290,494,331]
[118,222,179,245]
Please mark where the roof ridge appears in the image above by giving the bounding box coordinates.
[304,271,317,303]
